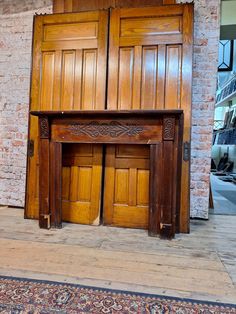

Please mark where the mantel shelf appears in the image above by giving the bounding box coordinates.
[31,109,183,116]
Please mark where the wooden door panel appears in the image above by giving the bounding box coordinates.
[137,170,149,205]
[62,144,103,225]
[61,51,76,110]
[115,145,149,159]
[43,22,98,41]
[110,44,183,111]
[104,145,149,229]
[165,45,182,109]
[120,16,182,37]
[81,50,98,109]
[25,11,108,224]
[141,47,158,109]
[105,5,193,231]
[40,52,55,110]
[118,48,134,109]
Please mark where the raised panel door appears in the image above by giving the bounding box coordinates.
[105,5,193,231]
[25,11,108,225]
[103,145,149,229]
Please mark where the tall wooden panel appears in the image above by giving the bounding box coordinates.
[25,11,108,224]
[105,5,193,231]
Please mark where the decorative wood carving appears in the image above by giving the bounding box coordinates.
[67,121,144,138]
[39,117,50,139]
[163,117,175,141]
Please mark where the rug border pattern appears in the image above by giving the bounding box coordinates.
[0,274,235,308]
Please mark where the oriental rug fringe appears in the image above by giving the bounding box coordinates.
[0,275,235,313]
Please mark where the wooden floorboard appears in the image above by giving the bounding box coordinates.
[0,206,236,304]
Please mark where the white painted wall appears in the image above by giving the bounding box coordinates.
[221,0,236,26]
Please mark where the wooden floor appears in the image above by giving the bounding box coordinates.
[0,206,236,304]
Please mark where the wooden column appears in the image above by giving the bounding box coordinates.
[148,143,162,236]
[50,142,62,228]
[160,116,176,238]
[148,117,178,239]
[180,4,194,233]
[38,116,50,229]
[39,117,62,229]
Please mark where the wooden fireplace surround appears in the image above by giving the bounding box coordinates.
[31,110,183,239]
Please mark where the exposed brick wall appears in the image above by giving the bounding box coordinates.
[0,1,52,206]
[177,0,220,218]
[0,0,220,219]
[0,0,52,14]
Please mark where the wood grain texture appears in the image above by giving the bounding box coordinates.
[149,144,162,236]
[38,118,50,229]
[175,113,183,232]
[107,4,193,233]
[160,140,174,238]
[53,0,65,13]
[120,16,182,37]
[53,0,165,13]
[26,11,108,224]
[116,0,164,8]
[51,118,162,144]
[50,142,62,228]
[64,0,73,12]
[31,110,183,238]
[103,145,149,229]
[1,207,236,304]
[28,3,193,234]
[163,0,176,4]
[165,45,182,109]
[179,4,193,233]
[62,144,103,225]
[25,16,43,219]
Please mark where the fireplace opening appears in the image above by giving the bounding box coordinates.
[61,143,150,230]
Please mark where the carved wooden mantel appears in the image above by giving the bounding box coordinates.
[30,110,183,239]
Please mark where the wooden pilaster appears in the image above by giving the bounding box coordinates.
[50,142,62,228]
[38,116,50,229]
[148,143,162,237]
[159,116,176,238]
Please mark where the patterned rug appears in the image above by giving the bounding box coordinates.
[0,276,236,313]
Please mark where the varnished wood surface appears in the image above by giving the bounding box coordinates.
[0,207,236,304]
[31,109,183,116]
[62,144,103,225]
[106,4,193,233]
[27,2,193,233]
[180,3,193,233]
[104,145,150,229]
[51,120,163,144]
[53,0,168,13]
[39,138,50,228]
[34,110,183,238]
[50,142,62,228]
[26,11,108,224]
[149,144,162,235]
